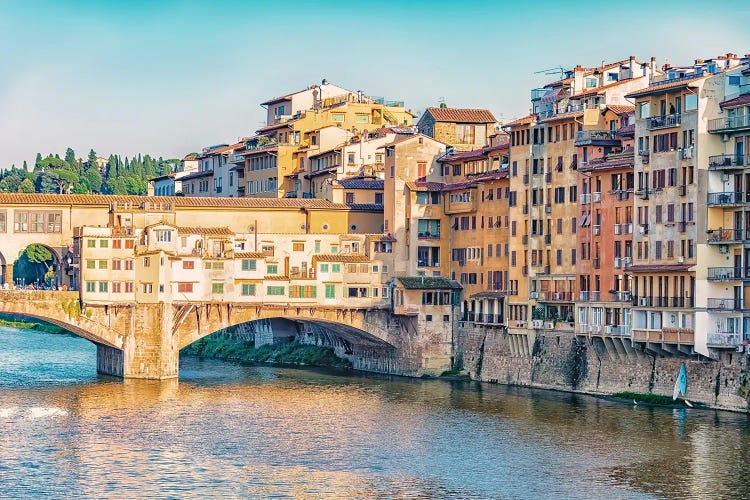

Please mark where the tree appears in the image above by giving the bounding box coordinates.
[22,160,28,171]
[18,178,35,193]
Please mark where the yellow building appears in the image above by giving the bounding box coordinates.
[233,86,415,198]
[417,107,497,151]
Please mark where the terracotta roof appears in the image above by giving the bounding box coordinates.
[470,170,509,181]
[0,193,352,210]
[442,181,476,191]
[625,77,703,98]
[626,264,692,273]
[606,104,636,115]
[257,122,293,133]
[177,226,235,236]
[502,115,535,127]
[148,173,176,182]
[424,107,496,123]
[405,181,445,192]
[397,277,462,290]
[537,110,584,124]
[383,134,421,147]
[264,275,289,281]
[337,178,384,190]
[365,233,397,242]
[197,144,238,159]
[617,123,636,136]
[720,94,750,109]
[438,143,509,163]
[260,93,294,106]
[183,154,198,161]
[312,254,371,264]
[235,252,267,259]
[471,291,508,299]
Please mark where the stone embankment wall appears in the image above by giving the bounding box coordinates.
[458,325,750,412]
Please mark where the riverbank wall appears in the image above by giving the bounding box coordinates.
[457,325,750,412]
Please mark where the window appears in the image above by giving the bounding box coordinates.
[211,282,224,294]
[183,260,195,270]
[143,257,150,267]
[638,102,650,118]
[100,239,108,248]
[241,284,256,296]
[330,245,338,254]
[267,286,285,296]
[47,212,62,233]
[332,263,341,273]
[0,211,5,233]
[112,259,121,270]
[125,282,133,293]
[124,259,134,271]
[241,259,256,271]
[155,230,171,242]
[375,193,384,204]
[14,212,28,232]
[86,281,95,292]
[86,260,96,269]
[325,284,336,299]
[345,192,355,204]
[319,263,329,272]
[112,282,122,293]
[314,241,321,253]
[331,113,345,123]
[98,260,108,269]
[381,264,388,274]
[29,212,44,232]
[113,239,122,249]
[685,94,698,111]
[266,264,278,275]
[293,242,304,252]
[178,283,194,293]
[125,240,134,249]
[99,282,108,293]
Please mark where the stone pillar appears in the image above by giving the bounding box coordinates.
[3,263,13,288]
[122,303,179,379]
[96,344,124,377]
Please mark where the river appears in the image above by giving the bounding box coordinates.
[1,325,749,499]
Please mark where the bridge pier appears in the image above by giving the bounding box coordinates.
[122,303,179,379]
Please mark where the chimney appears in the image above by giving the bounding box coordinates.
[629,55,636,78]
[573,64,586,94]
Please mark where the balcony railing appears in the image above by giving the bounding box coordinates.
[707,267,743,281]
[574,130,619,146]
[708,154,745,170]
[592,192,602,203]
[706,298,741,310]
[614,291,632,302]
[646,114,681,130]
[632,328,694,344]
[708,113,750,133]
[707,228,745,244]
[580,193,591,204]
[579,291,590,301]
[707,191,744,206]
[417,232,441,240]
[707,332,742,347]
[614,223,633,235]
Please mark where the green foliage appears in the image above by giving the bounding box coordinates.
[25,243,52,263]
[14,244,54,286]
[2,147,179,195]
[612,392,681,405]
[61,298,82,319]
[182,336,352,370]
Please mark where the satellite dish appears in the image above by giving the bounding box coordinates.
[248,224,255,232]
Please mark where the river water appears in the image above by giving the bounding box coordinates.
[1,326,750,499]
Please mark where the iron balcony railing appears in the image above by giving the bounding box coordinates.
[708,113,750,133]
[707,332,742,346]
[574,130,618,145]
[613,291,632,302]
[708,154,745,170]
[706,228,746,244]
[646,114,682,130]
[707,267,743,281]
[707,191,744,206]
[706,298,742,310]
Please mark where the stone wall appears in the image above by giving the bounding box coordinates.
[458,324,750,412]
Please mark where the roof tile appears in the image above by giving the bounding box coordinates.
[425,107,496,123]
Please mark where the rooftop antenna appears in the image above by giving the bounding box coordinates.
[438,97,446,109]
[534,66,570,79]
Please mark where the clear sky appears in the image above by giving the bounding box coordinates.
[1,0,748,168]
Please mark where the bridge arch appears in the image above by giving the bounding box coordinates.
[12,243,63,289]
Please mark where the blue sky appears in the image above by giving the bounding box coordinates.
[1,0,748,168]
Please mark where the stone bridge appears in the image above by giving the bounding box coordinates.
[0,291,450,379]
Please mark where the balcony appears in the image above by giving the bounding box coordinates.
[707,191,744,207]
[707,332,742,347]
[708,113,750,133]
[417,232,441,240]
[417,260,440,268]
[540,291,573,302]
[614,291,632,302]
[707,228,745,244]
[633,328,694,345]
[708,154,745,170]
[579,291,590,301]
[706,298,742,311]
[592,192,602,203]
[614,223,633,235]
[574,130,620,146]
[580,193,591,205]
[645,114,681,131]
[707,267,743,281]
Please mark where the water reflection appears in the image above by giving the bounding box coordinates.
[1,328,750,498]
